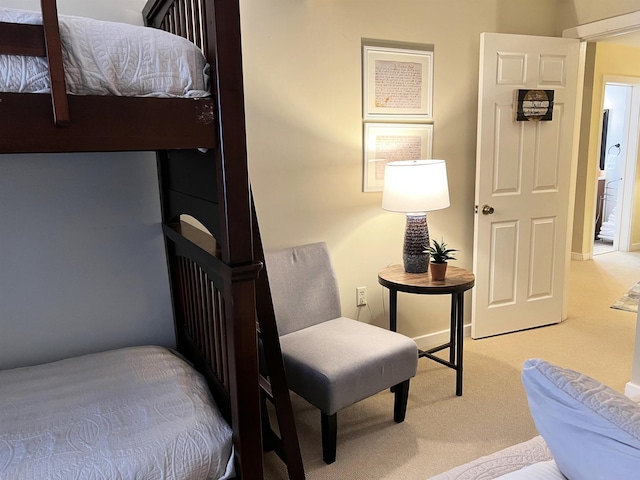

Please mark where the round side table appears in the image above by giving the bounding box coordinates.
[378,264,475,396]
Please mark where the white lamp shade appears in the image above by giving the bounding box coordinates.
[382,159,450,213]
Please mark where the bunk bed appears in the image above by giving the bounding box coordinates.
[0,0,304,478]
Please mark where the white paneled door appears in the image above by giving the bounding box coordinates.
[472,33,580,339]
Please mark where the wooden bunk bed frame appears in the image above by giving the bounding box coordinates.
[0,0,305,478]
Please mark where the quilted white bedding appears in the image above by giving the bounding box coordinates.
[427,435,554,480]
[0,346,234,480]
[0,7,210,97]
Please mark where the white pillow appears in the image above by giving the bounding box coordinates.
[522,358,640,480]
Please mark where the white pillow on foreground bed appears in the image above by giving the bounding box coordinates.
[522,358,640,480]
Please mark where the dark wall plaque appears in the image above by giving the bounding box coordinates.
[514,89,554,122]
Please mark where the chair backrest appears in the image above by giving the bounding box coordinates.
[264,242,342,336]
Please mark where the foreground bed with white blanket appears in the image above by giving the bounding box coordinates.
[429,358,640,479]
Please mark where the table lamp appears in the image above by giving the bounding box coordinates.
[382,159,450,273]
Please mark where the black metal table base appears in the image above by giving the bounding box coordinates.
[390,290,465,396]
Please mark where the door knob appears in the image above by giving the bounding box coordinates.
[482,205,495,215]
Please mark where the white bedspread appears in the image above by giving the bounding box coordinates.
[428,435,553,480]
[0,346,233,480]
[0,7,210,97]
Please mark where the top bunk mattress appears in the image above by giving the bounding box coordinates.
[0,6,209,98]
[0,345,233,480]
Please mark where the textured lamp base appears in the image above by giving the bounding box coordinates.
[403,214,430,273]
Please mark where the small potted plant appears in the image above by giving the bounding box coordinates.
[426,238,458,281]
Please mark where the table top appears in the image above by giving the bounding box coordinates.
[378,264,475,295]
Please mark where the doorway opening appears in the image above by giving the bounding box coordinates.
[563,11,640,261]
[593,80,640,256]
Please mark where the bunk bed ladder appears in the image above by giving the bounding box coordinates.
[252,197,306,480]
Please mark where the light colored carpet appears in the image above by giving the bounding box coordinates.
[263,251,640,479]
[611,281,640,313]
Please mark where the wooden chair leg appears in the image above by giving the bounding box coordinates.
[321,412,337,464]
[393,379,410,423]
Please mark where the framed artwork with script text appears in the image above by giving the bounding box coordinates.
[363,45,433,120]
[363,123,433,192]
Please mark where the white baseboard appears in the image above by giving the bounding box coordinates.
[571,252,591,261]
[625,381,640,398]
[413,323,471,352]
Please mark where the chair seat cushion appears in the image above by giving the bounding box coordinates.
[279,317,418,415]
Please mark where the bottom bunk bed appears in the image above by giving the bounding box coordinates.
[0,213,261,479]
[0,346,235,479]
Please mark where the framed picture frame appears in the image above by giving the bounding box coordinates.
[363,122,434,192]
[363,45,433,120]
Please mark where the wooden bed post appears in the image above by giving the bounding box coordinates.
[205,0,305,474]
[203,0,265,477]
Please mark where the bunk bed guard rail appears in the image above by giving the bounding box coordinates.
[0,0,69,125]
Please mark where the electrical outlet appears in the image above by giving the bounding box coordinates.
[356,286,367,306]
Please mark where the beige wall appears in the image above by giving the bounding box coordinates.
[557,0,640,32]
[240,0,559,343]
[573,42,640,256]
[241,0,640,344]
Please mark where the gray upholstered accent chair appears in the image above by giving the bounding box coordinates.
[264,242,418,464]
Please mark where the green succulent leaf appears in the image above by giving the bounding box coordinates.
[424,237,458,263]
